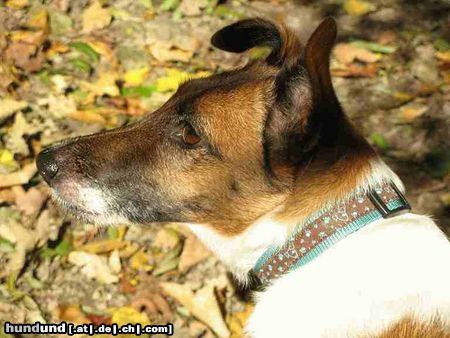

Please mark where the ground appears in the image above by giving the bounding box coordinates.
[0,0,449,337]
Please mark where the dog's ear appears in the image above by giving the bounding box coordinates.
[304,17,339,114]
[211,18,301,67]
[262,18,341,176]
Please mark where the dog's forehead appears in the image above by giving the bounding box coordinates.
[174,62,277,104]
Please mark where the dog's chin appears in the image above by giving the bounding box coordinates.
[49,186,130,226]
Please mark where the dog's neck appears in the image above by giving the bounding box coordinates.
[187,157,403,284]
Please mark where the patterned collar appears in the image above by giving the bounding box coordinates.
[253,182,411,285]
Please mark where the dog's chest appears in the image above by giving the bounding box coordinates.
[246,214,450,338]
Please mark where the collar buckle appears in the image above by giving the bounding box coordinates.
[368,183,411,219]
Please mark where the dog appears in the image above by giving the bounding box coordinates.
[37,17,450,337]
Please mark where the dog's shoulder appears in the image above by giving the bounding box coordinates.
[246,213,450,338]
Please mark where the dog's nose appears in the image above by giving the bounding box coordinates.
[36,147,59,184]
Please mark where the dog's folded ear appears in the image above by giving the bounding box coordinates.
[211,18,301,67]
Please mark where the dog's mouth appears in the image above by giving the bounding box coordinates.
[49,179,128,225]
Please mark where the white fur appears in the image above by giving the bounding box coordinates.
[188,206,292,284]
[247,213,450,337]
[188,159,450,337]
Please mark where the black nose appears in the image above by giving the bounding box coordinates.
[36,148,59,184]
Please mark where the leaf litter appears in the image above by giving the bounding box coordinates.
[0,0,449,337]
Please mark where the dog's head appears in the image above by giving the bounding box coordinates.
[37,18,360,235]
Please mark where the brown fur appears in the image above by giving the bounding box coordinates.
[37,18,375,238]
[377,317,450,338]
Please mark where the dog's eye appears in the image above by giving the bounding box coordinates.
[181,124,201,145]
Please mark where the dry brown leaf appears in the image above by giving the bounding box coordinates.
[161,282,230,337]
[399,105,427,122]
[69,110,107,124]
[334,43,381,64]
[0,163,37,188]
[153,227,181,251]
[331,63,378,78]
[12,186,47,216]
[179,234,211,273]
[0,189,15,203]
[10,30,47,46]
[148,41,194,63]
[76,238,127,254]
[82,1,112,33]
[58,305,90,324]
[4,41,45,72]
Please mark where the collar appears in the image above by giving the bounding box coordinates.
[253,182,411,285]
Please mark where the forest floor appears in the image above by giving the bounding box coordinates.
[0,0,449,337]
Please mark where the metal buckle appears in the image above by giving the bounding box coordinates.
[368,183,411,219]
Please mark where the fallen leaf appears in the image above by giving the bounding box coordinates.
[148,41,193,63]
[227,304,254,338]
[124,66,150,87]
[334,43,381,64]
[109,249,121,274]
[49,10,73,35]
[4,42,45,72]
[0,163,37,188]
[343,0,376,16]
[6,112,32,156]
[399,105,427,122]
[69,41,100,63]
[155,68,210,92]
[161,282,230,337]
[5,0,28,9]
[0,98,27,121]
[436,51,450,63]
[178,234,211,273]
[179,0,207,16]
[331,63,378,78]
[110,306,150,326]
[76,238,127,254]
[12,186,47,216]
[0,189,15,204]
[69,110,107,124]
[82,1,112,33]
[130,249,153,271]
[27,9,49,30]
[153,227,180,251]
[59,305,90,324]
[68,251,119,284]
[352,40,396,54]
[10,30,47,46]
[0,149,19,173]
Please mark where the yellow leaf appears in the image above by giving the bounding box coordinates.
[124,66,150,87]
[130,249,153,271]
[110,306,150,326]
[82,1,112,33]
[436,51,450,63]
[343,0,376,16]
[155,68,211,93]
[27,9,49,30]
[0,149,17,169]
[227,304,254,338]
[6,0,28,9]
